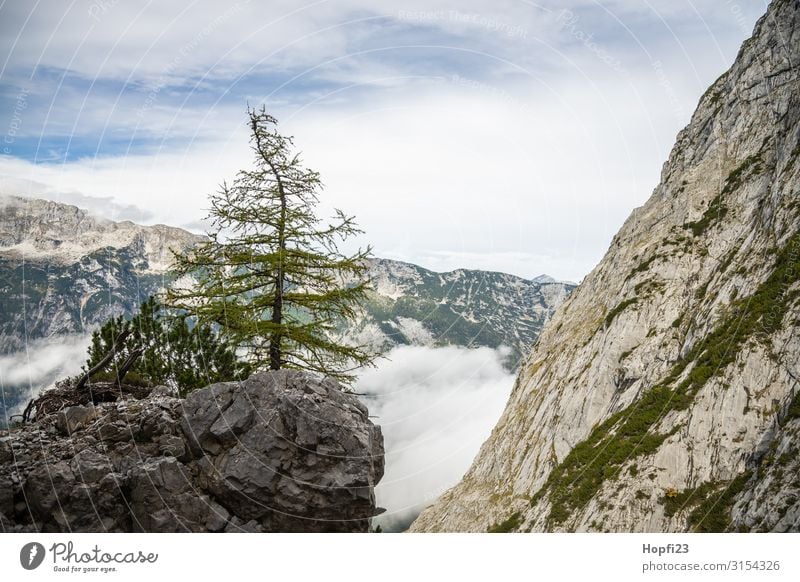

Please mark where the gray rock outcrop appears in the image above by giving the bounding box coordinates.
[0,370,384,532]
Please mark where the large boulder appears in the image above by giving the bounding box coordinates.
[0,370,384,532]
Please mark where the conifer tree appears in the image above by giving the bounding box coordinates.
[168,106,376,383]
[85,296,248,395]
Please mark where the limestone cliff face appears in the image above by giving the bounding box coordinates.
[411,0,800,533]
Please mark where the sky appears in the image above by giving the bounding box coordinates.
[0,0,768,282]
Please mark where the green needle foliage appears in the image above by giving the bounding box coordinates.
[85,296,248,396]
[169,106,377,383]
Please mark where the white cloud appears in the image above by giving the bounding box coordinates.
[0,0,766,283]
[0,0,558,84]
[0,175,156,223]
[0,73,693,281]
[356,345,514,531]
[0,335,92,417]
[0,0,765,85]
[0,144,247,229]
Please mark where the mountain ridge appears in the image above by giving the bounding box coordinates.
[0,195,573,357]
[0,194,205,270]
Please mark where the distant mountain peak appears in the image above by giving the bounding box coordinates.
[531,274,555,284]
[0,194,204,271]
[357,257,575,363]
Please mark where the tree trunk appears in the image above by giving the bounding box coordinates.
[268,158,287,371]
[269,271,283,369]
[116,348,144,383]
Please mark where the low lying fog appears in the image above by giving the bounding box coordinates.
[1,335,91,418]
[1,338,514,533]
[357,345,515,532]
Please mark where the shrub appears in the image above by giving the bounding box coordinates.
[605,298,639,328]
[487,512,522,533]
[84,296,249,396]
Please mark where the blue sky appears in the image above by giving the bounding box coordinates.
[0,0,767,281]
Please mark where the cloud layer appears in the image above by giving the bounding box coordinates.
[1,337,513,533]
[0,0,767,281]
[356,345,514,531]
[0,335,92,418]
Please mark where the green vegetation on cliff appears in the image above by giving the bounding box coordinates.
[487,512,522,533]
[683,153,762,237]
[660,472,752,532]
[532,231,800,527]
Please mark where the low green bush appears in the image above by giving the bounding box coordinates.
[487,512,522,533]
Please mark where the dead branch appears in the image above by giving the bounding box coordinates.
[116,348,144,383]
[75,329,131,390]
[21,399,35,423]
[32,381,152,418]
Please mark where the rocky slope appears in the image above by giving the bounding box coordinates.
[412,0,800,533]
[0,370,384,532]
[351,258,573,364]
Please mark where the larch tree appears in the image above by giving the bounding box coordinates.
[168,106,377,383]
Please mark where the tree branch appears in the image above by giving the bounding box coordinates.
[76,329,131,390]
[116,348,144,384]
